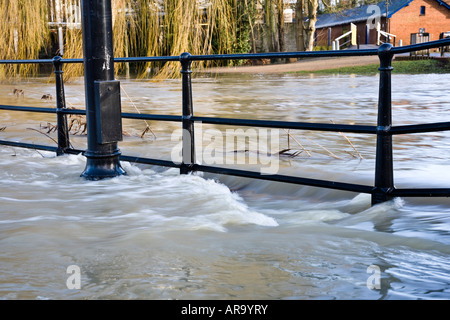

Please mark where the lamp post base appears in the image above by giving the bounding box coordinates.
[81,151,126,180]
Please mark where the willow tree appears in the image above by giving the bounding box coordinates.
[0,0,251,80]
[133,0,239,79]
[0,0,49,78]
[61,0,239,79]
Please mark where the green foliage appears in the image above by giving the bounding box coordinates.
[392,59,450,74]
[292,59,450,75]
[313,45,332,51]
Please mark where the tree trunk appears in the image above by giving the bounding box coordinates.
[277,0,285,52]
[295,0,305,51]
[304,0,318,51]
[266,0,278,52]
[244,0,257,53]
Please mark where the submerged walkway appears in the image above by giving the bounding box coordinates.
[203,56,381,74]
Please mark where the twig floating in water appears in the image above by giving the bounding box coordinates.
[330,120,364,160]
[283,129,311,157]
[27,127,58,145]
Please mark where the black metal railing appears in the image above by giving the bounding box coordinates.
[1,37,450,205]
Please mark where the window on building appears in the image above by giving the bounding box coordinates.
[420,6,426,15]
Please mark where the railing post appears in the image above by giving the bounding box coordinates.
[52,56,70,156]
[180,52,195,175]
[372,43,394,205]
[80,0,126,180]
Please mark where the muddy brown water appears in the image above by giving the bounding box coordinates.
[0,72,449,299]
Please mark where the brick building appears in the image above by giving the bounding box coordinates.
[315,0,450,48]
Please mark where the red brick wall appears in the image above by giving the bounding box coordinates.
[314,0,450,47]
[389,0,450,45]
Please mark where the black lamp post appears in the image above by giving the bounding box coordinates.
[80,0,126,180]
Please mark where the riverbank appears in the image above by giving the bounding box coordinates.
[293,58,450,75]
[203,56,381,74]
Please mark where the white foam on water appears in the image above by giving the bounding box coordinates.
[121,166,280,232]
[0,153,279,233]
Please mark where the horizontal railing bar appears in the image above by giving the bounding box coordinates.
[0,50,377,65]
[119,155,180,168]
[0,140,85,155]
[59,58,84,64]
[60,108,86,115]
[0,139,379,194]
[0,138,181,169]
[0,106,182,121]
[192,38,449,61]
[192,116,377,134]
[121,112,181,122]
[0,58,83,64]
[0,57,178,65]
[193,164,376,194]
[114,56,180,63]
[188,49,378,61]
[390,188,450,197]
[0,105,84,116]
[0,105,376,133]
[173,38,450,62]
[0,140,59,152]
[0,59,54,65]
[0,105,58,113]
[61,109,181,122]
[4,105,450,136]
[391,122,450,135]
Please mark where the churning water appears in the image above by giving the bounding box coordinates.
[0,72,449,300]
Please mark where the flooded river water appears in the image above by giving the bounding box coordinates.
[0,71,449,300]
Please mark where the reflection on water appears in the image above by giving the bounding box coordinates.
[0,73,450,300]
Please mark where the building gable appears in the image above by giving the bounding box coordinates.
[315,0,450,29]
[389,0,450,44]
